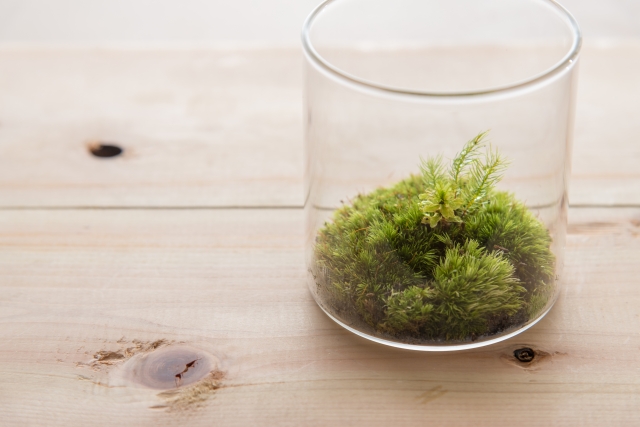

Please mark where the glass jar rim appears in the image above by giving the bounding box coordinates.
[301,0,582,98]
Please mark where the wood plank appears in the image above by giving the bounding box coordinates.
[0,47,303,207]
[1,206,639,425]
[572,41,640,206]
[0,43,639,208]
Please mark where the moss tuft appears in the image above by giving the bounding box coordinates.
[313,132,555,342]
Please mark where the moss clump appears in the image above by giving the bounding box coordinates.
[313,132,555,343]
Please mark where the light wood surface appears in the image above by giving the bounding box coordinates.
[0,42,639,207]
[1,207,639,426]
[571,41,640,206]
[1,42,639,426]
[0,47,303,207]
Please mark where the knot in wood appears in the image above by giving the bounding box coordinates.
[124,345,215,390]
[513,347,535,363]
[88,142,123,158]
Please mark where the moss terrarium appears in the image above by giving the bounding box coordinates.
[310,133,556,347]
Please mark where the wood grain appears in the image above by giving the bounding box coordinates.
[572,41,640,206]
[1,207,639,426]
[0,47,303,207]
[0,42,639,207]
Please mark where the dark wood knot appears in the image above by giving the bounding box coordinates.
[89,142,123,158]
[513,347,535,363]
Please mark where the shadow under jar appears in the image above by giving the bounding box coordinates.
[302,0,581,350]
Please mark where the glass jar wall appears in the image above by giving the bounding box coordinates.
[303,0,581,350]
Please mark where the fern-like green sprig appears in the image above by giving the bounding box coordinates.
[418,131,507,227]
[450,131,488,184]
[460,147,508,214]
[419,155,446,188]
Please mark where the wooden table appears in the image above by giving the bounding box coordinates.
[1,43,639,426]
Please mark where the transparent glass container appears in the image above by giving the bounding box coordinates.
[302,0,581,350]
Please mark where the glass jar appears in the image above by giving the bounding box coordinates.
[302,0,581,350]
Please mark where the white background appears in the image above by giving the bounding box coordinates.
[0,0,638,44]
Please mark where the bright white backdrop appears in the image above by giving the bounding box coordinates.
[0,0,638,44]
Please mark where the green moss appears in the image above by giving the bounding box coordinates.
[313,132,555,342]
